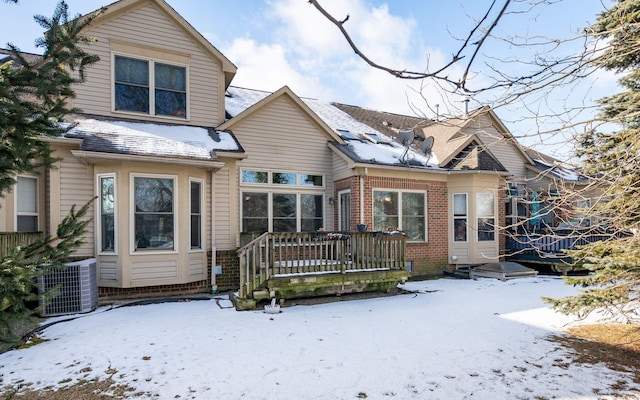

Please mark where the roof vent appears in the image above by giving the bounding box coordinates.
[208,128,221,142]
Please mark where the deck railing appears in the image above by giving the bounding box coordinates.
[505,229,621,255]
[0,232,44,258]
[238,231,407,299]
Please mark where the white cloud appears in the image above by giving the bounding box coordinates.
[220,0,458,118]
[224,37,335,100]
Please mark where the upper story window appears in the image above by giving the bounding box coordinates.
[16,176,38,232]
[114,55,187,118]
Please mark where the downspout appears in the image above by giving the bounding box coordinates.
[211,170,217,294]
[359,169,367,224]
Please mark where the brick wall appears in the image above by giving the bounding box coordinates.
[335,175,449,276]
[213,249,240,291]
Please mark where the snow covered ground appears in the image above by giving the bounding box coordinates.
[1,276,638,399]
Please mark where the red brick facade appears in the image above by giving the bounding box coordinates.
[335,175,449,276]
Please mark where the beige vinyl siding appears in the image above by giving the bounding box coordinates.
[213,165,232,250]
[189,256,205,276]
[59,155,95,257]
[465,114,529,179]
[99,260,118,281]
[234,97,334,174]
[332,152,351,178]
[448,174,501,265]
[232,96,335,229]
[74,2,222,126]
[131,259,178,281]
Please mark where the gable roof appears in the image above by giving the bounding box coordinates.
[0,48,42,67]
[219,85,344,144]
[334,102,507,173]
[524,148,588,183]
[79,0,237,88]
[223,86,440,170]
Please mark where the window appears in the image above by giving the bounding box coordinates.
[240,169,325,233]
[241,170,325,188]
[241,170,268,184]
[16,176,38,232]
[241,192,324,233]
[99,175,116,253]
[374,191,426,241]
[190,180,203,250]
[576,199,592,226]
[453,193,467,242]
[242,192,268,232]
[114,55,187,118]
[338,190,351,231]
[301,194,323,231]
[477,193,495,241]
[133,176,175,251]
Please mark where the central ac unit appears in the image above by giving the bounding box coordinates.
[38,258,98,317]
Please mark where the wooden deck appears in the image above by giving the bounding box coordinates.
[504,229,622,272]
[233,231,409,309]
[0,232,44,257]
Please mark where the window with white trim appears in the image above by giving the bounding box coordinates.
[240,169,325,233]
[241,192,324,233]
[476,192,496,241]
[453,193,468,242]
[98,174,116,253]
[373,190,427,241]
[16,176,38,232]
[133,175,176,251]
[190,179,203,250]
[114,55,187,118]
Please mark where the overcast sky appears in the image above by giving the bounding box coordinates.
[0,0,618,156]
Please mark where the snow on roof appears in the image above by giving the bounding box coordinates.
[225,86,440,168]
[533,158,582,181]
[66,117,241,160]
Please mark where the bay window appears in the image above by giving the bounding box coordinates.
[133,175,175,251]
[190,179,203,250]
[373,190,426,241]
[98,174,116,253]
[477,192,496,241]
[453,193,468,242]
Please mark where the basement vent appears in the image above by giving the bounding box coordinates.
[38,258,98,317]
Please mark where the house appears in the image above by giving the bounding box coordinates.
[332,102,608,270]
[0,0,589,304]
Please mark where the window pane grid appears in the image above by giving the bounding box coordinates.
[134,177,175,251]
[114,56,186,118]
[190,181,202,249]
[100,176,115,252]
[374,191,426,241]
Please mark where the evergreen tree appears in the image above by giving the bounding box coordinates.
[1,203,92,345]
[0,1,102,346]
[545,0,640,322]
[0,1,100,197]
